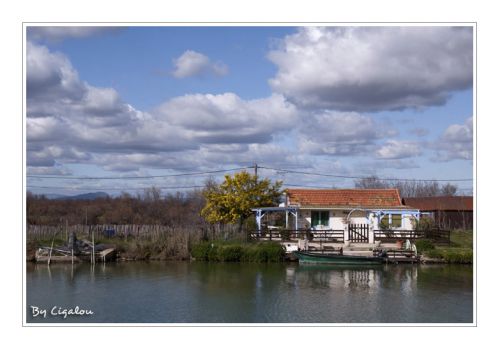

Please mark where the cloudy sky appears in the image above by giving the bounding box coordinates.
[25,26,473,196]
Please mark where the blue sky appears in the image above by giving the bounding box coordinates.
[26,26,474,196]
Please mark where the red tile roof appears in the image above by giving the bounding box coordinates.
[403,196,473,211]
[286,188,404,208]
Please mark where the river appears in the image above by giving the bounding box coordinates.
[26,261,473,323]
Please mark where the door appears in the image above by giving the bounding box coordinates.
[348,224,369,243]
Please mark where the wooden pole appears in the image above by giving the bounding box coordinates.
[48,231,56,265]
[92,228,95,265]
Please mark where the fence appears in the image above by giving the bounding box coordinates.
[250,228,450,245]
[249,229,344,243]
[27,224,239,242]
[374,229,450,244]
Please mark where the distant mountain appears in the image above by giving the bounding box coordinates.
[32,192,111,200]
[42,193,67,200]
[63,192,110,200]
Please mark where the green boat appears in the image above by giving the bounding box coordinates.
[294,251,384,265]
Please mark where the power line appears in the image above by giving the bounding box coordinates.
[26,163,473,183]
[258,166,473,182]
[27,185,205,191]
[26,183,474,192]
[26,167,251,180]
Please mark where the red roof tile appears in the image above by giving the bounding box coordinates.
[402,196,473,211]
[286,188,404,208]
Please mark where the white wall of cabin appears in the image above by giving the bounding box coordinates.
[294,209,416,230]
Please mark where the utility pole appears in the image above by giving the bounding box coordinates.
[254,163,258,179]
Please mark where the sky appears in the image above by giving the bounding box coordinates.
[25,25,474,196]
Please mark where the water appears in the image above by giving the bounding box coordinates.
[26,262,473,323]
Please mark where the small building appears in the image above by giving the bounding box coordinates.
[285,188,418,231]
[402,196,473,230]
[252,188,420,244]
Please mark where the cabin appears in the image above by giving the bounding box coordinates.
[285,188,418,231]
[252,188,420,244]
[402,196,473,230]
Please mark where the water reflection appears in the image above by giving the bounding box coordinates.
[26,262,473,323]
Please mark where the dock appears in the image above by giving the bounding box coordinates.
[381,249,420,264]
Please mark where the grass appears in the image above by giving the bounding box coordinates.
[27,232,195,261]
[190,241,286,263]
[420,230,473,264]
[449,229,473,249]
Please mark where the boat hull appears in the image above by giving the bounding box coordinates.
[294,251,384,265]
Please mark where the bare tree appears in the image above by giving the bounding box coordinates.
[355,176,459,198]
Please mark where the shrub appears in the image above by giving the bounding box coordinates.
[190,242,212,261]
[441,249,473,264]
[242,245,268,263]
[191,241,285,263]
[218,245,243,262]
[415,239,435,252]
[416,217,435,231]
[426,248,473,264]
[207,244,220,262]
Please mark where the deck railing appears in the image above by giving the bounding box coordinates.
[250,228,451,244]
[249,229,344,243]
[374,229,450,244]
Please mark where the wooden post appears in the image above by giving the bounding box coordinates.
[48,232,55,265]
[91,227,95,265]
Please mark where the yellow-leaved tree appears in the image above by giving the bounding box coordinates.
[201,171,283,230]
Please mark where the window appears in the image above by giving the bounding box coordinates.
[392,214,402,228]
[380,214,402,228]
[311,211,329,227]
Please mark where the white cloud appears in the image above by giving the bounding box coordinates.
[375,140,422,159]
[154,93,298,143]
[171,50,228,78]
[27,41,85,104]
[432,117,473,161]
[26,42,301,174]
[27,26,121,42]
[26,42,196,167]
[298,111,397,156]
[27,166,73,176]
[268,26,473,111]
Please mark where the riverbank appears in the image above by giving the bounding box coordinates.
[26,229,473,264]
[26,235,285,263]
[418,230,473,264]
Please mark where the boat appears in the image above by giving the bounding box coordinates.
[35,245,117,263]
[294,250,384,265]
[34,232,117,264]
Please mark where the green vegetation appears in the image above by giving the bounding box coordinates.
[415,239,435,252]
[426,248,473,264]
[201,171,283,230]
[415,217,435,231]
[421,230,473,264]
[190,241,286,263]
[449,229,473,249]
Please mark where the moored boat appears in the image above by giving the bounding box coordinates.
[294,250,384,265]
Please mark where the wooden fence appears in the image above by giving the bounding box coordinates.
[249,228,450,245]
[249,229,344,243]
[374,229,450,244]
[27,224,238,242]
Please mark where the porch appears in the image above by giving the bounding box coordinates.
[249,227,451,245]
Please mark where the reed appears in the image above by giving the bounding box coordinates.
[190,241,286,263]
